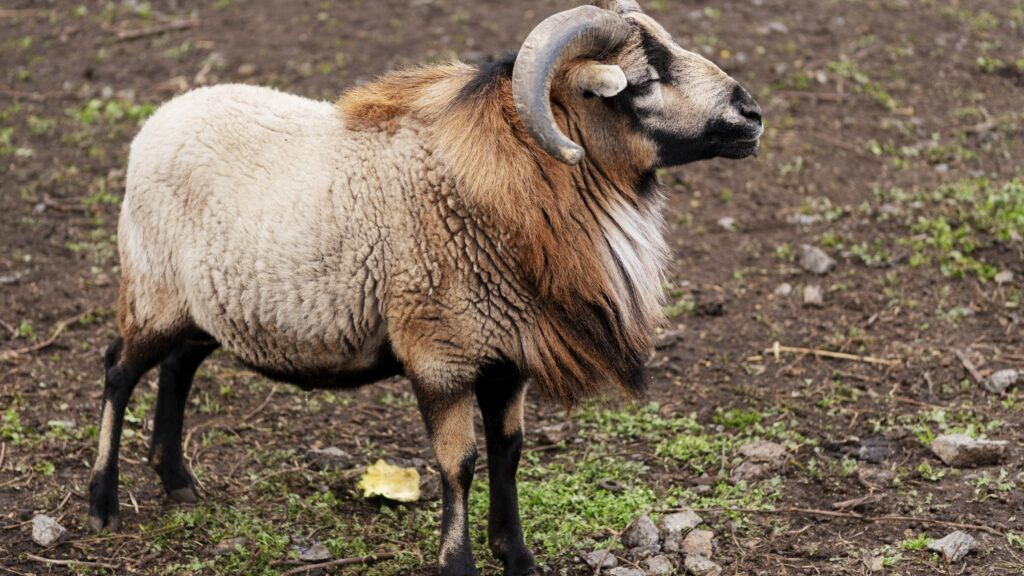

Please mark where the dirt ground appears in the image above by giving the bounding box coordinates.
[1,1,1023,575]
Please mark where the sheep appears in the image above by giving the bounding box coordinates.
[87,1,763,574]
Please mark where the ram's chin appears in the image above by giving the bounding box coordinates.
[714,139,760,160]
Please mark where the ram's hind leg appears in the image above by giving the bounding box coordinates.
[89,331,182,532]
[413,381,480,576]
[149,338,218,503]
[476,367,535,576]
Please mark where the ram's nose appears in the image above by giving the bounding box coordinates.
[731,84,762,128]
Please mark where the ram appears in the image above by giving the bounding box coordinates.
[88,1,762,574]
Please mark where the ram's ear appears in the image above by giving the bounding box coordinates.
[575,63,627,98]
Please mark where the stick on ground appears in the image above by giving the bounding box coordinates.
[282,553,397,575]
[767,342,901,367]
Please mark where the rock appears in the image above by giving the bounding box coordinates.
[538,422,571,445]
[582,549,618,569]
[31,515,67,547]
[786,214,822,226]
[663,531,683,553]
[684,555,722,576]
[927,531,978,563]
[654,329,683,350]
[210,536,249,556]
[608,568,645,576]
[644,555,674,575]
[621,514,660,549]
[740,441,786,463]
[863,552,884,572]
[681,530,714,558]
[982,369,1021,395]
[307,446,354,470]
[857,466,895,491]
[803,284,824,307]
[659,510,702,535]
[930,434,1007,467]
[730,461,772,482]
[694,298,725,317]
[0,272,24,286]
[995,270,1015,285]
[299,542,332,562]
[625,544,661,561]
[237,63,258,77]
[717,217,736,231]
[773,283,793,297]
[798,245,836,275]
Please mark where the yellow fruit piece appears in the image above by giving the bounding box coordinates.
[357,460,421,503]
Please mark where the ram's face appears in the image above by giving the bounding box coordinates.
[607,14,762,167]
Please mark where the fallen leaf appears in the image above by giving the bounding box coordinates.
[357,460,421,503]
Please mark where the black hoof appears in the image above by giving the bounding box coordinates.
[168,486,198,503]
[88,474,121,533]
[88,512,121,533]
[502,551,536,576]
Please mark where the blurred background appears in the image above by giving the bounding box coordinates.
[1,1,1022,575]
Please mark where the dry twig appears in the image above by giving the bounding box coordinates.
[0,309,97,363]
[116,18,198,41]
[281,552,396,575]
[714,506,1003,536]
[953,349,984,384]
[24,554,119,571]
[767,342,900,367]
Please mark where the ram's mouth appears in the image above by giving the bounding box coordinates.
[713,135,761,159]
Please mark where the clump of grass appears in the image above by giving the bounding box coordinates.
[881,178,1023,280]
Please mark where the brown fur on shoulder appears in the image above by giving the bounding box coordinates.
[337,60,665,407]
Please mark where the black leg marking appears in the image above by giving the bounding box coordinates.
[149,339,218,502]
[476,365,535,576]
[88,335,178,532]
[413,384,480,576]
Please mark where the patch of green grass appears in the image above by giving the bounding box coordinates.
[1,406,32,444]
[828,57,899,110]
[482,454,659,557]
[712,408,764,431]
[900,533,931,551]
[577,402,700,440]
[916,461,945,482]
[70,98,155,127]
[885,178,1024,280]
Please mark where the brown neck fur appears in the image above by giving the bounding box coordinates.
[338,62,666,406]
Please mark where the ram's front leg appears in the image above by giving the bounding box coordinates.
[414,383,479,576]
[476,370,535,576]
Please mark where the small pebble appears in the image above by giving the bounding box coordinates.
[31,515,68,547]
[644,555,674,575]
[299,542,332,562]
[798,244,836,275]
[803,285,824,307]
[982,369,1020,395]
[684,555,722,576]
[928,531,978,563]
[681,530,714,558]
[995,270,1015,285]
[607,568,645,576]
[773,283,793,297]
[930,434,1007,468]
[621,514,659,549]
[582,549,617,569]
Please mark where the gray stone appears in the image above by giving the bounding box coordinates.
[31,515,67,547]
[803,284,824,307]
[663,531,682,553]
[644,555,674,575]
[717,217,737,231]
[621,514,660,549]
[927,531,978,563]
[684,555,722,576]
[786,214,822,226]
[983,369,1021,395]
[995,270,1015,285]
[626,544,661,561]
[681,530,714,558]
[798,245,836,275]
[582,549,617,569]
[538,422,571,445]
[210,536,248,556]
[299,542,332,562]
[730,461,773,482]
[307,446,354,470]
[931,434,1007,467]
[740,441,786,463]
[659,510,702,535]
[608,568,645,576]
[773,283,793,297]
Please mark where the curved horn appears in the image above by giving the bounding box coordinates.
[592,0,644,14]
[512,6,632,165]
